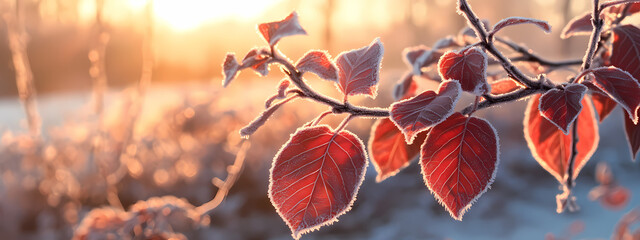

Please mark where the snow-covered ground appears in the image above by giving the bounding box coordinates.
[0,84,638,240]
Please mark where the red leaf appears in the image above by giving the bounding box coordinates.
[591,92,617,122]
[402,45,443,75]
[587,66,640,124]
[258,12,307,46]
[611,25,640,80]
[420,112,499,220]
[242,47,271,76]
[296,50,338,81]
[392,74,419,101]
[222,53,240,87]
[600,186,631,210]
[389,80,461,144]
[438,47,490,95]
[524,95,599,183]
[624,110,640,160]
[560,12,592,39]
[269,125,367,239]
[538,84,588,134]
[335,38,384,99]
[490,78,523,95]
[368,118,427,182]
[490,17,551,36]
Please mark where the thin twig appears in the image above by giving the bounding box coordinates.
[581,0,604,72]
[457,0,544,89]
[197,140,251,216]
[495,37,583,68]
[566,120,579,189]
[461,87,544,115]
[4,2,41,138]
[270,51,389,117]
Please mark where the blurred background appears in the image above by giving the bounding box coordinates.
[0,0,638,239]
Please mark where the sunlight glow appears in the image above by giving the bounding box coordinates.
[125,0,283,31]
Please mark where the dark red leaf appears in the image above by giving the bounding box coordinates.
[538,84,588,134]
[587,66,640,124]
[490,17,551,36]
[630,3,640,14]
[222,53,240,87]
[560,12,592,39]
[389,80,461,144]
[438,47,490,95]
[490,78,523,95]
[258,12,307,46]
[591,92,617,122]
[242,47,271,76]
[624,110,640,160]
[402,45,444,75]
[420,112,499,220]
[335,38,384,99]
[611,25,640,79]
[269,125,367,239]
[392,74,419,101]
[296,50,338,81]
[368,118,427,182]
[524,95,599,183]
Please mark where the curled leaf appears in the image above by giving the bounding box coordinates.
[490,17,551,37]
[258,12,307,46]
[389,80,461,144]
[296,50,338,81]
[402,45,443,75]
[560,12,592,39]
[222,53,240,87]
[538,83,588,134]
[242,47,271,76]
[438,47,490,95]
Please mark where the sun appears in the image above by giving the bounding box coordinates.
[126,0,283,31]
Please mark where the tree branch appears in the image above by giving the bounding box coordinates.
[581,0,604,72]
[495,37,583,68]
[457,0,546,89]
[197,140,251,217]
[566,120,579,190]
[270,51,389,117]
[461,87,545,115]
